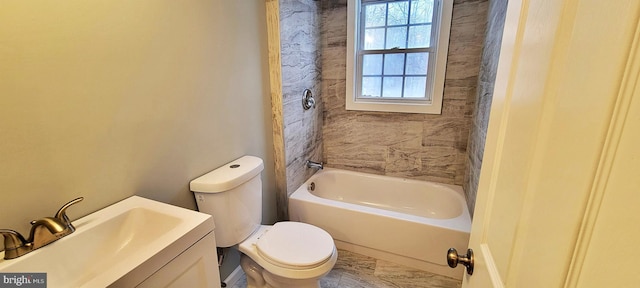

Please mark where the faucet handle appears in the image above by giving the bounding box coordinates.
[0,229,28,255]
[54,197,84,229]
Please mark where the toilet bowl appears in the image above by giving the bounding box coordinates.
[190,156,337,288]
[238,223,337,287]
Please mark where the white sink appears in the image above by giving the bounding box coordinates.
[0,196,219,287]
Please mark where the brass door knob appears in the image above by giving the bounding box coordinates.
[447,248,474,275]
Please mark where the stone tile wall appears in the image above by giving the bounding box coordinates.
[320,0,488,186]
[280,0,323,202]
[463,0,508,216]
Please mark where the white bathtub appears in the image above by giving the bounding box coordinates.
[288,168,471,280]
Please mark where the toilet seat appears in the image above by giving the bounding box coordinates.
[256,222,334,269]
[237,222,337,279]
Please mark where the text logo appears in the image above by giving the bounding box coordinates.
[0,273,46,288]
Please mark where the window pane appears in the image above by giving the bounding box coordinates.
[382,77,403,97]
[387,1,409,25]
[404,76,427,98]
[406,53,429,75]
[385,27,407,49]
[408,24,431,48]
[363,54,383,75]
[365,4,386,27]
[364,28,385,50]
[383,53,405,75]
[362,77,382,97]
[410,0,435,24]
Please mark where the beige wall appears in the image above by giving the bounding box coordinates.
[0,0,276,252]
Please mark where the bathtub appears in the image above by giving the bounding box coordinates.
[288,168,471,280]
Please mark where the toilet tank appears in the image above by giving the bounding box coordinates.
[190,155,264,247]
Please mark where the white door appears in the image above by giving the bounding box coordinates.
[458,0,640,287]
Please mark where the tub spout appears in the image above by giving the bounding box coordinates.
[306,160,323,170]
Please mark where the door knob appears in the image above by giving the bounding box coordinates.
[447,248,474,275]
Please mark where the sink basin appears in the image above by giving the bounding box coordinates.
[0,196,217,287]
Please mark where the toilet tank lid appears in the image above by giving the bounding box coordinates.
[190,155,264,193]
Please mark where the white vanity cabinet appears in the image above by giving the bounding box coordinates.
[137,232,220,288]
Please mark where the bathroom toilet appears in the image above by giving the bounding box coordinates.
[190,155,337,288]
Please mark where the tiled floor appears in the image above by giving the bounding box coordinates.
[230,249,461,288]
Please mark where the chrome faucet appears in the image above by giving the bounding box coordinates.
[0,197,83,260]
[306,160,324,170]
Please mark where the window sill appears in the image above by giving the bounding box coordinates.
[345,98,443,114]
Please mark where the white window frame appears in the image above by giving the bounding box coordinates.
[346,0,453,114]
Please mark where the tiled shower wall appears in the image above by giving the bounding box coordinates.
[280,0,323,201]
[463,0,508,216]
[320,0,488,186]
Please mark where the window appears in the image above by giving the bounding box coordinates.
[346,0,453,114]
